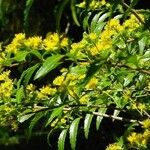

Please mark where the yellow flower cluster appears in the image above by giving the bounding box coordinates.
[85,77,98,90]
[43,32,68,52]
[128,119,150,148]
[6,33,25,54]
[106,143,123,150]
[53,75,65,86]
[131,102,146,111]
[37,85,56,100]
[70,40,87,58]
[79,94,89,104]
[24,36,42,50]
[0,104,18,131]
[77,0,110,9]
[86,15,144,56]
[0,71,13,100]
[123,14,144,32]
[5,32,69,54]
[127,130,150,147]
[142,119,150,129]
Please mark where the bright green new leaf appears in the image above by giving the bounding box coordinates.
[13,51,29,62]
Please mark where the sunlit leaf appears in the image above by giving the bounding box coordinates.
[58,129,68,150]
[34,54,64,80]
[84,114,93,139]
[69,118,81,150]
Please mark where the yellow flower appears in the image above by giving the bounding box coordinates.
[60,37,69,47]
[0,71,13,100]
[77,1,86,8]
[79,94,89,104]
[123,14,144,31]
[70,40,87,58]
[37,85,56,100]
[127,132,138,144]
[43,33,60,51]
[106,143,123,150]
[53,76,65,86]
[88,33,97,40]
[142,119,150,129]
[24,36,42,49]
[26,84,36,92]
[6,33,25,54]
[85,77,98,90]
[105,19,123,33]
[88,46,99,56]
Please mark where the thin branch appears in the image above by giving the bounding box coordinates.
[111,63,150,75]
[92,111,142,124]
[121,0,145,25]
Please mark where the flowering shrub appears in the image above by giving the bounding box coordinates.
[0,0,150,149]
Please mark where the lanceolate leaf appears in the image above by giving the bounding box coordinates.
[24,0,34,32]
[84,114,94,139]
[13,51,29,62]
[34,54,64,80]
[45,106,64,127]
[28,112,44,138]
[56,0,69,32]
[91,12,103,32]
[18,113,35,123]
[69,118,81,150]
[96,108,107,130]
[71,0,80,26]
[16,85,24,104]
[58,129,68,150]
[17,63,40,88]
[23,63,40,86]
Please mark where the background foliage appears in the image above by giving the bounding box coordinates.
[0,0,150,150]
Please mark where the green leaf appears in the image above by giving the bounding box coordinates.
[34,54,64,80]
[30,50,42,60]
[84,114,93,139]
[91,12,103,32]
[13,51,29,62]
[23,63,40,86]
[69,118,81,150]
[45,106,64,127]
[124,73,135,87]
[97,12,110,24]
[58,129,68,150]
[17,63,40,88]
[71,0,80,26]
[94,22,106,35]
[83,60,104,87]
[18,113,35,123]
[28,112,44,138]
[96,108,107,130]
[126,55,139,69]
[16,86,24,104]
[56,0,69,32]
[83,12,91,30]
[138,37,147,55]
[24,0,34,32]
